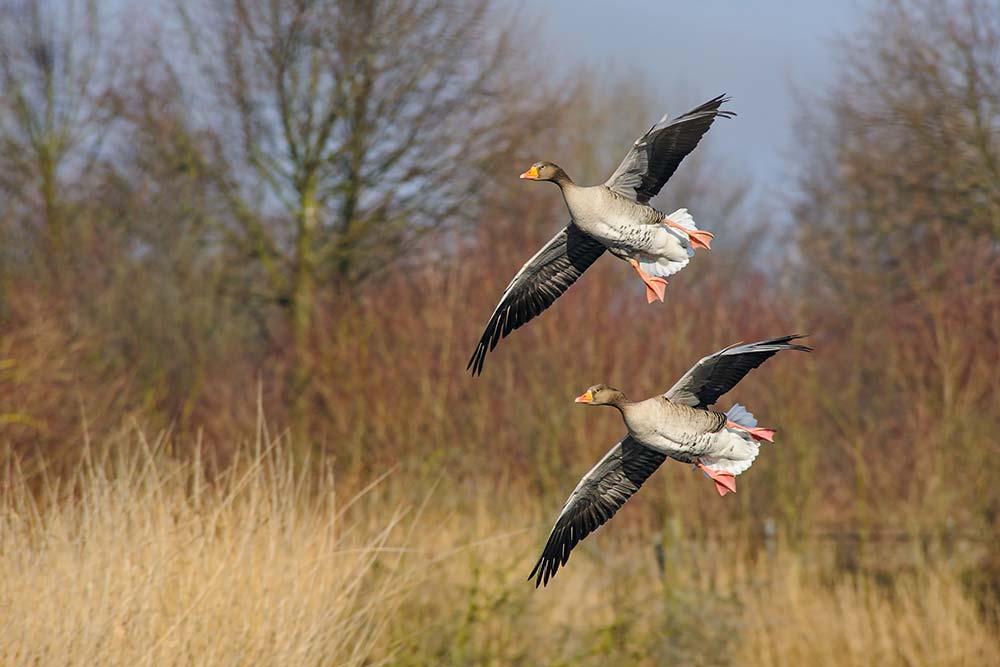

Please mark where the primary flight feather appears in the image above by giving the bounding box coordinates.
[468,95,734,375]
[529,335,810,587]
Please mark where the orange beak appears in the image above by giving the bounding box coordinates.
[519,166,539,180]
[574,390,593,404]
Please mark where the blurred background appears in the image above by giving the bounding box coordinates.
[1,0,998,664]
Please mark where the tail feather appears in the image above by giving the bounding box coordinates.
[696,404,766,479]
[637,208,699,278]
[665,209,713,250]
[726,403,757,428]
[638,254,690,278]
[665,208,697,232]
[698,436,759,477]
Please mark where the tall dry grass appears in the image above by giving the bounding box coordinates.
[1,423,996,666]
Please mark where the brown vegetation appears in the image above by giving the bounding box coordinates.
[0,0,997,663]
[1,434,996,666]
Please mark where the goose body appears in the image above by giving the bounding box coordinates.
[620,397,730,463]
[467,95,734,375]
[529,335,811,587]
[561,185,692,261]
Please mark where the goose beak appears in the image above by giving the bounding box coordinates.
[519,166,539,180]
[574,390,593,404]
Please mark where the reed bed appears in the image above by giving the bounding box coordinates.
[1,426,995,666]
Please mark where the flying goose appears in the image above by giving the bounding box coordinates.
[528,335,811,587]
[467,95,734,375]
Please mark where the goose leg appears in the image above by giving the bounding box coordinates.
[695,462,737,496]
[628,258,668,304]
[665,220,714,250]
[727,421,776,443]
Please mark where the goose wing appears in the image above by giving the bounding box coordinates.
[467,223,605,375]
[528,436,666,587]
[664,334,812,409]
[604,94,734,204]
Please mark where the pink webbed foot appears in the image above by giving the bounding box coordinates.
[695,462,737,497]
[685,228,714,250]
[645,277,668,304]
[629,259,668,303]
[727,420,776,443]
[665,220,714,250]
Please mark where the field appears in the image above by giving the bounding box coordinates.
[2,0,999,664]
[3,202,998,666]
[1,426,996,666]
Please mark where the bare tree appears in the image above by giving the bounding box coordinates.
[170,0,551,427]
[0,0,116,285]
[794,0,1000,299]
[790,0,1000,531]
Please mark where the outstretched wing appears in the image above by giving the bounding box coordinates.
[528,436,666,588]
[467,224,605,375]
[664,334,812,409]
[604,94,734,204]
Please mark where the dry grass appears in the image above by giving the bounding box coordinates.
[0,432,412,666]
[2,209,997,666]
[741,557,997,667]
[1,425,995,666]
[1,2,997,663]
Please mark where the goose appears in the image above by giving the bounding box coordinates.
[528,335,811,587]
[467,95,734,375]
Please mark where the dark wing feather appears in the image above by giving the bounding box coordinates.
[604,94,735,204]
[467,224,605,375]
[528,436,666,588]
[664,335,812,409]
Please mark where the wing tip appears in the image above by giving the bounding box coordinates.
[465,343,486,376]
[528,531,571,588]
[779,333,813,353]
[651,93,736,130]
[527,556,548,588]
[702,93,737,118]
[748,334,813,354]
[743,333,812,351]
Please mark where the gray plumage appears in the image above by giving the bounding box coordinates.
[529,335,810,587]
[664,335,813,408]
[527,436,665,588]
[467,224,605,375]
[468,96,734,375]
[604,94,735,203]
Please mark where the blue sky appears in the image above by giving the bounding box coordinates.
[531,1,863,199]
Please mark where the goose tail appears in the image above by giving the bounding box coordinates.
[694,404,773,496]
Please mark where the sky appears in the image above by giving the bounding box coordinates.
[531,0,864,200]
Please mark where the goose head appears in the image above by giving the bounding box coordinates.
[574,384,626,407]
[519,161,571,185]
